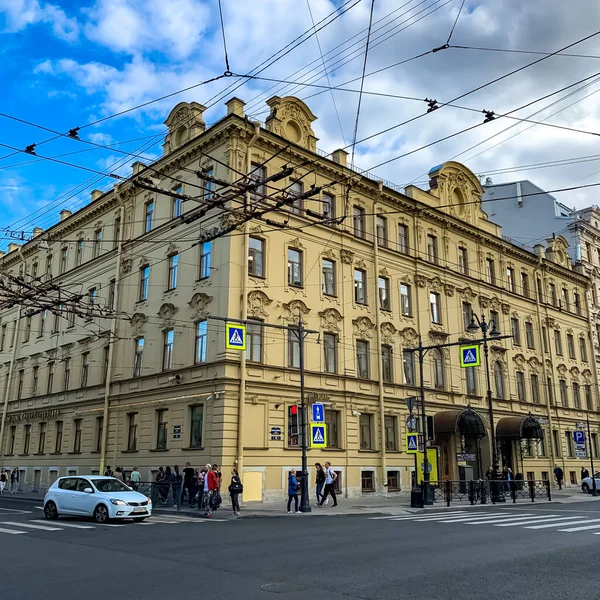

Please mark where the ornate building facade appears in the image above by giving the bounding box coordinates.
[0,96,595,499]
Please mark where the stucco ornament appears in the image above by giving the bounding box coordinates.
[353,316,375,339]
[247,290,272,318]
[319,308,343,333]
[189,293,213,319]
[130,313,148,335]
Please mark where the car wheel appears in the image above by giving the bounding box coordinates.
[582,483,590,494]
[93,504,109,524]
[44,501,59,520]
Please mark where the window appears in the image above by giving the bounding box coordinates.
[167,253,178,290]
[561,288,569,311]
[163,329,174,370]
[47,362,54,395]
[248,237,264,277]
[7,425,15,455]
[354,269,367,304]
[554,330,563,355]
[60,246,68,274]
[493,361,505,399]
[195,320,207,364]
[139,265,150,301]
[23,316,31,343]
[93,229,102,258]
[108,279,116,310]
[68,308,75,328]
[398,224,408,254]
[507,267,515,292]
[188,405,204,448]
[593,433,599,460]
[16,370,24,399]
[580,337,588,362]
[359,414,373,449]
[127,413,137,451]
[81,352,89,387]
[462,302,472,330]
[38,310,46,337]
[432,348,444,390]
[486,258,495,285]
[288,328,300,368]
[322,259,336,296]
[573,382,581,409]
[31,261,38,280]
[73,419,82,453]
[385,416,397,451]
[552,430,561,457]
[458,247,468,275]
[559,379,568,407]
[549,283,557,306]
[586,384,594,411]
[521,272,529,297]
[511,318,521,345]
[537,278,544,302]
[525,322,535,349]
[388,470,400,491]
[325,410,339,448]
[50,421,62,454]
[466,367,477,395]
[289,181,304,215]
[0,323,6,351]
[567,333,575,359]
[542,326,549,353]
[203,168,215,199]
[199,242,211,279]
[249,163,266,199]
[376,216,387,247]
[565,432,574,458]
[361,470,375,492]
[145,201,154,233]
[516,372,526,401]
[156,409,168,450]
[323,333,337,374]
[547,377,554,405]
[95,416,104,452]
[378,277,391,311]
[430,292,441,324]
[172,190,183,218]
[37,422,46,454]
[23,424,31,454]
[287,249,303,287]
[46,254,52,281]
[322,192,335,219]
[63,358,70,391]
[353,206,365,238]
[403,350,415,386]
[88,287,98,309]
[381,345,393,383]
[103,346,109,382]
[356,340,370,378]
[246,319,263,363]
[113,217,121,249]
[574,292,582,315]
[133,338,144,377]
[427,235,438,264]
[32,366,39,396]
[400,283,412,316]
[531,374,540,404]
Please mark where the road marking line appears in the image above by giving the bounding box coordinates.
[141,519,177,524]
[392,512,468,521]
[31,520,95,530]
[137,522,155,525]
[493,516,579,527]
[525,518,588,529]
[413,512,498,522]
[98,523,126,527]
[1,521,62,531]
[438,513,533,523]
[0,508,33,514]
[465,514,545,525]
[0,527,26,535]
[374,511,468,521]
[559,521,600,532]
[35,507,44,510]
[157,515,206,521]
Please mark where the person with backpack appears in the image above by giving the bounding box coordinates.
[317,462,338,507]
[315,463,326,505]
[205,464,219,518]
[228,469,243,516]
[287,469,301,513]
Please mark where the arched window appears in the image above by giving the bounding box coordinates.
[493,361,505,399]
[432,349,444,390]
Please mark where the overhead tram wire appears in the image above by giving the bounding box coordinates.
[450,45,600,60]
[444,0,466,47]
[217,0,232,74]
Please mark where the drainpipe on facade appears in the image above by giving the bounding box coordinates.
[372,182,387,491]
[236,122,260,479]
[99,201,125,475]
[584,281,600,446]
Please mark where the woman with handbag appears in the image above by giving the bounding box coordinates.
[228,469,243,516]
[287,469,301,514]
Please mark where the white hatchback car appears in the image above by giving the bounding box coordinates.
[581,473,600,494]
[43,475,152,524]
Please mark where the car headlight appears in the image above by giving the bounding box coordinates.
[147,498,152,504]
[110,499,127,506]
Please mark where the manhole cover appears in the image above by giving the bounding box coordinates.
[260,583,309,593]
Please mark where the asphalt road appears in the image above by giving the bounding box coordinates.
[2,497,600,599]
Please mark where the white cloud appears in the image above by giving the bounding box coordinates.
[0,0,78,41]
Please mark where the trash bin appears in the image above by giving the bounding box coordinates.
[411,486,423,508]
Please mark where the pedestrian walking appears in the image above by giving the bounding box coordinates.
[113,467,124,482]
[229,469,243,516]
[172,465,182,508]
[315,463,325,505]
[104,465,114,477]
[0,469,7,495]
[554,465,564,490]
[130,466,141,491]
[182,462,195,506]
[199,465,210,511]
[581,466,590,480]
[287,469,301,513]
[485,466,493,480]
[10,467,18,493]
[317,462,338,507]
[205,464,219,518]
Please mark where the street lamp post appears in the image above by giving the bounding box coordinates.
[468,313,504,503]
[586,414,597,496]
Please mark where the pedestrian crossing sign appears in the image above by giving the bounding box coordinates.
[226,323,246,350]
[460,344,480,368]
[406,432,418,454]
[311,424,327,448]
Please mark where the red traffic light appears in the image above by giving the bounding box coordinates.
[291,405,298,415]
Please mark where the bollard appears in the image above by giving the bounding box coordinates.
[529,479,535,502]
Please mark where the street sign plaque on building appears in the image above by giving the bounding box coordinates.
[459,345,480,368]
[574,431,586,444]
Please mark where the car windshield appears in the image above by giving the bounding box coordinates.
[92,478,132,493]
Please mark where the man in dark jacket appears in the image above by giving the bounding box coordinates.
[554,465,564,490]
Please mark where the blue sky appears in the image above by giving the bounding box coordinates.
[1,0,600,250]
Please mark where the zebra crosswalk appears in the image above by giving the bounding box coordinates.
[0,514,225,536]
[369,510,600,536]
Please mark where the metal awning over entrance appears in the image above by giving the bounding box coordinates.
[434,408,486,438]
[496,415,543,439]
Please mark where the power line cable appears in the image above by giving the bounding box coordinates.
[444,0,465,46]
[450,44,600,60]
[217,0,231,74]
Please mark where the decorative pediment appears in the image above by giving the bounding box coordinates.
[380,322,398,344]
[457,286,476,301]
[414,275,428,288]
[282,299,310,324]
[322,249,336,260]
[513,353,526,368]
[557,364,568,377]
[121,256,133,274]
[166,242,179,255]
[319,308,343,333]
[583,369,593,384]
[340,249,355,264]
[528,357,541,373]
[189,293,213,319]
[399,327,418,346]
[443,283,455,297]
[353,316,375,339]
[288,238,305,250]
[158,303,178,325]
[501,302,510,315]
[570,366,580,380]
[265,96,318,152]
[429,276,443,292]
[355,258,367,270]
[379,267,390,278]
[479,295,490,309]
[248,290,272,318]
[163,101,207,154]
[137,255,149,267]
[490,296,501,311]
[129,313,148,336]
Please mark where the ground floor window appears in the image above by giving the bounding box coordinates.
[541,471,549,481]
[526,471,535,481]
[361,470,375,492]
[387,470,400,491]
[570,471,577,485]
